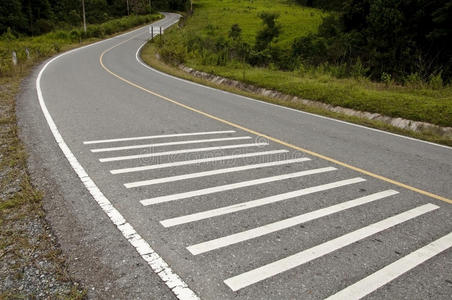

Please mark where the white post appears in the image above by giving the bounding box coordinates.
[126,0,130,15]
[12,51,17,66]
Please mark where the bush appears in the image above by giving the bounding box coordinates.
[350,58,369,79]
[404,73,424,88]
[157,33,187,65]
[69,29,81,41]
[428,73,443,90]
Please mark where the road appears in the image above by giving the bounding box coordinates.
[18,13,452,299]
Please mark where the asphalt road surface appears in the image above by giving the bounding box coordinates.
[18,13,452,299]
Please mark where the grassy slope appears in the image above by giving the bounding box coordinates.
[161,0,452,128]
[142,42,452,146]
[0,14,161,298]
[189,0,325,47]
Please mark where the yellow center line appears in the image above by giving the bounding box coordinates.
[99,31,452,205]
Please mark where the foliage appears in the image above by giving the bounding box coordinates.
[0,0,183,36]
[296,0,452,83]
[152,0,452,127]
[254,12,281,51]
[0,14,161,77]
[294,0,349,11]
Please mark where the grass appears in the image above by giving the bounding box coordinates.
[153,0,452,129]
[188,62,452,127]
[0,14,162,298]
[141,42,452,146]
[187,0,325,48]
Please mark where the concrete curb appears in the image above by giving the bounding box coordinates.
[179,65,452,140]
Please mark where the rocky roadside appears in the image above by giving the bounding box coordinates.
[0,73,85,299]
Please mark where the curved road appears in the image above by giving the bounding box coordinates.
[19,13,452,299]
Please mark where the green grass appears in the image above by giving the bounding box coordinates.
[189,0,325,47]
[154,0,452,129]
[141,43,452,146]
[188,62,452,127]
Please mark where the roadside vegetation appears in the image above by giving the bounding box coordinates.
[1,1,162,297]
[148,0,452,130]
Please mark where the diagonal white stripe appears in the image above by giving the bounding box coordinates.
[91,136,251,152]
[326,231,452,300]
[224,204,439,291]
[83,130,236,144]
[125,157,311,188]
[187,190,399,255]
[110,150,289,174]
[140,167,337,206]
[99,143,268,162]
[160,178,366,228]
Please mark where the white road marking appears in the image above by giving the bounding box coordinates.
[91,136,251,152]
[99,143,268,162]
[110,150,289,174]
[83,130,236,144]
[224,203,439,291]
[161,177,366,227]
[325,231,452,300]
[36,18,199,300]
[125,157,311,188]
[187,190,399,255]
[140,167,337,206]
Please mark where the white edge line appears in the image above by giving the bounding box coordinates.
[36,15,199,300]
[135,42,452,151]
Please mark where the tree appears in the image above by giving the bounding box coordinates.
[229,24,242,40]
[255,12,281,51]
[292,0,452,81]
[0,0,27,34]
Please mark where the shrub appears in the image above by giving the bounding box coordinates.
[381,72,393,87]
[404,73,424,88]
[350,58,369,79]
[428,73,443,90]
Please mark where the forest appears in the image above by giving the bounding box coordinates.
[296,0,452,82]
[0,0,188,36]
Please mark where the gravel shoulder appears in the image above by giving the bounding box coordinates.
[0,66,84,299]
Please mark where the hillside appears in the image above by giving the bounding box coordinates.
[143,0,452,135]
[187,0,325,48]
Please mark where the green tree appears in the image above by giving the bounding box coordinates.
[0,0,27,34]
[255,12,281,51]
